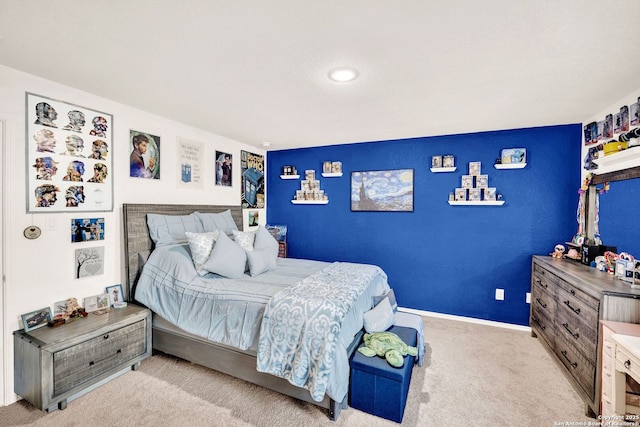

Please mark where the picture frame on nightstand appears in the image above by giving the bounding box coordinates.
[21,307,52,332]
[105,284,125,307]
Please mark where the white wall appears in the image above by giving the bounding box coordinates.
[0,64,264,405]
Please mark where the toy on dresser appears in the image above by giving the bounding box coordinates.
[550,244,565,258]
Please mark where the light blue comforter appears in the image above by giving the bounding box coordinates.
[256,262,388,402]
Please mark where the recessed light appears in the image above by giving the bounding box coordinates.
[328,67,359,82]
[261,142,271,147]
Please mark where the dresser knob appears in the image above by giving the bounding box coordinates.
[625,360,632,369]
[103,334,109,339]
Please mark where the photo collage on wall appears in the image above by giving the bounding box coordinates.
[26,93,113,212]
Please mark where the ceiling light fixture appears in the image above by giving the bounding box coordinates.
[328,67,359,82]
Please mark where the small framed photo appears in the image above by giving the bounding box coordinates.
[477,174,488,188]
[484,187,497,201]
[21,307,52,332]
[442,155,455,168]
[105,284,125,307]
[323,161,332,173]
[431,155,442,168]
[461,175,474,189]
[331,161,342,173]
[455,188,467,201]
[84,293,109,313]
[468,188,481,201]
[53,300,68,320]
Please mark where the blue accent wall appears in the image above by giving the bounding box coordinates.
[597,177,640,255]
[266,125,582,326]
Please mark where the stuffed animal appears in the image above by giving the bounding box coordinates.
[550,244,565,258]
[357,331,418,368]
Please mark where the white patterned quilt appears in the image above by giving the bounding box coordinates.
[256,262,387,402]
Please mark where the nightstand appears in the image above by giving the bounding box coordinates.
[14,304,151,412]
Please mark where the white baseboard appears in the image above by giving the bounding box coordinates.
[398,307,531,332]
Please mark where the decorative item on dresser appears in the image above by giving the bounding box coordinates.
[13,304,151,412]
[530,256,640,417]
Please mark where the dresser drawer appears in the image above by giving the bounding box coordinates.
[531,284,556,320]
[556,306,597,360]
[52,320,147,395]
[532,270,557,295]
[557,286,599,333]
[531,305,555,348]
[556,278,600,312]
[556,334,596,401]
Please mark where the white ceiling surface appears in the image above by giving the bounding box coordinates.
[1,1,639,150]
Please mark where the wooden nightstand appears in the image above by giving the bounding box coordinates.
[14,304,151,412]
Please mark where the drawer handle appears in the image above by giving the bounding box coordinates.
[562,323,579,339]
[570,289,576,295]
[535,279,547,289]
[89,349,122,367]
[532,316,546,331]
[561,350,578,369]
[563,300,581,315]
[103,334,109,339]
[536,298,547,309]
[625,360,632,370]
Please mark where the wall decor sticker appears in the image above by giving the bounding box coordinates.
[129,130,160,179]
[215,150,232,186]
[71,217,105,242]
[176,138,203,189]
[26,93,113,213]
[351,169,414,212]
[240,150,264,208]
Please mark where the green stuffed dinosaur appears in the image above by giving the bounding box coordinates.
[357,331,418,368]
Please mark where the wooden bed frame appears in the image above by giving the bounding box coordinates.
[122,203,351,420]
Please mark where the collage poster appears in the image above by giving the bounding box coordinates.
[26,93,113,212]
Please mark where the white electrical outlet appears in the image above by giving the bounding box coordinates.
[495,288,504,301]
[526,292,531,304]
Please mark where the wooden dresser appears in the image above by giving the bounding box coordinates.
[530,256,640,417]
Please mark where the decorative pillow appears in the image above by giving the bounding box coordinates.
[363,297,395,333]
[373,289,398,313]
[253,225,279,253]
[232,230,256,252]
[147,213,204,247]
[195,210,239,235]
[186,231,220,275]
[246,248,278,276]
[203,232,246,279]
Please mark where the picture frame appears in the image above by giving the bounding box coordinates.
[21,307,52,332]
[71,217,105,242]
[351,169,414,212]
[105,284,125,307]
[84,293,109,313]
[26,92,114,213]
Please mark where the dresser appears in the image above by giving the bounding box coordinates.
[14,304,151,412]
[530,256,640,417]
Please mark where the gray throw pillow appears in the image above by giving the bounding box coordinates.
[203,231,246,279]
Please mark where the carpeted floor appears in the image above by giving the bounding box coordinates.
[0,315,595,426]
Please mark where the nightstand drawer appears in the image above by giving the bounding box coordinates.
[52,320,146,395]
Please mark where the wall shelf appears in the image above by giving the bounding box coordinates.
[291,200,329,205]
[591,148,640,175]
[280,175,300,180]
[430,167,457,173]
[448,200,505,206]
[494,163,526,169]
[321,172,343,177]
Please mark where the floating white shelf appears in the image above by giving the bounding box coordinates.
[291,199,329,205]
[321,172,343,177]
[592,148,640,175]
[430,167,457,173]
[280,174,300,180]
[448,200,505,206]
[494,163,526,169]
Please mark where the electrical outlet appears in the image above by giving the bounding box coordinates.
[495,288,504,301]
[526,292,531,304]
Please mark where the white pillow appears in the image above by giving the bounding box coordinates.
[185,231,219,275]
[232,230,256,252]
[363,297,395,333]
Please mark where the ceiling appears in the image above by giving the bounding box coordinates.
[1,1,639,151]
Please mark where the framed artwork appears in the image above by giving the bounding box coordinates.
[26,92,113,213]
[215,151,232,186]
[75,246,105,278]
[351,169,414,212]
[240,150,264,208]
[105,284,124,307]
[176,137,204,189]
[21,307,52,332]
[71,217,105,242]
[129,130,160,179]
[84,293,109,313]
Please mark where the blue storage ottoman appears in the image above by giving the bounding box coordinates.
[349,325,417,423]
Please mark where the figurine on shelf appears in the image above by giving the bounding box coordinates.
[565,248,581,260]
[550,244,565,259]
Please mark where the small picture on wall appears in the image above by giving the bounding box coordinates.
[631,98,640,126]
[71,217,104,242]
[614,106,630,134]
[21,307,52,332]
[130,130,160,179]
[215,151,232,186]
[248,210,259,228]
[75,246,105,279]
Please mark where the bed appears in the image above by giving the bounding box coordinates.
[122,203,390,420]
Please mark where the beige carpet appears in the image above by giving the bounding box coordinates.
[0,315,594,426]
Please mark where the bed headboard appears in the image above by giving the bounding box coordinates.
[122,203,244,302]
